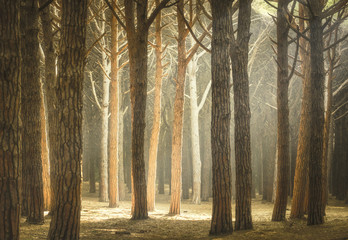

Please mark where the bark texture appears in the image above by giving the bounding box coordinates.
[109,10,119,208]
[0,1,21,239]
[272,0,291,222]
[231,0,253,230]
[21,0,45,224]
[210,0,233,235]
[307,0,325,225]
[47,0,87,238]
[169,0,187,215]
[147,0,164,211]
[39,0,58,214]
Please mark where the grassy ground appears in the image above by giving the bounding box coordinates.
[20,183,348,240]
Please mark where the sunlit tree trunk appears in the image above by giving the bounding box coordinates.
[109,9,119,208]
[231,0,253,230]
[39,0,58,214]
[210,0,234,235]
[169,0,187,215]
[41,87,51,211]
[272,0,291,222]
[147,0,164,211]
[47,0,87,238]
[0,1,21,239]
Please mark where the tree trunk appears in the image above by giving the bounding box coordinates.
[307,0,325,225]
[169,0,187,215]
[21,0,45,224]
[41,87,51,211]
[188,55,202,204]
[0,1,21,239]
[118,109,126,200]
[210,0,234,235]
[272,0,291,222]
[47,0,87,238]
[290,5,311,219]
[147,0,164,211]
[202,108,212,201]
[109,10,119,208]
[231,0,253,230]
[39,0,58,215]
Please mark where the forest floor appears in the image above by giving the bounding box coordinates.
[20,183,348,240]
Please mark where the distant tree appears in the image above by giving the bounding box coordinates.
[20,0,45,224]
[47,0,87,238]
[210,0,234,235]
[0,1,21,239]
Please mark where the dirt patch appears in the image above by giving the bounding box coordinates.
[20,184,348,240]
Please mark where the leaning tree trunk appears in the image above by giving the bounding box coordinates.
[39,0,58,214]
[210,0,234,235]
[231,0,253,230]
[169,0,187,215]
[272,0,290,222]
[290,5,311,219]
[147,0,164,211]
[307,0,325,225]
[109,11,119,208]
[47,0,87,239]
[0,1,21,239]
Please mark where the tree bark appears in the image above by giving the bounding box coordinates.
[307,0,325,225]
[169,0,187,215]
[47,0,87,238]
[272,0,291,222]
[147,0,164,211]
[109,8,119,208]
[21,0,45,224]
[39,0,58,214]
[210,0,234,235]
[0,1,21,239]
[290,5,311,219]
[231,0,253,230]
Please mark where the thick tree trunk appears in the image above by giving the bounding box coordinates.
[47,0,87,239]
[290,5,311,219]
[39,0,58,215]
[0,1,21,239]
[21,0,45,224]
[109,12,119,208]
[307,0,325,225]
[231,0,253,230]
[147,1,164,211]
[210,0,234,235]
[272,0,290,222]
[169,0,187,215]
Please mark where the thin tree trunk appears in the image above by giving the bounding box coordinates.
[231,0,253,230]
[39,0,58,215]
[47,0,87,238]
[41,84,51,211]
[169,0,187,215]
[147,0,164,211]
[210,0,234,235]
[109,9,119,208]
[118,109,126,200]
[0,1,21,239]
[272,0,291,222]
